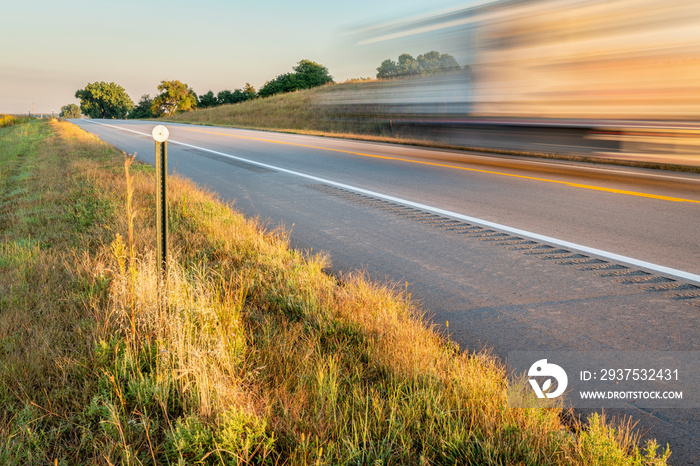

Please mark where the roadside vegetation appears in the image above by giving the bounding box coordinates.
[0,114,17,127]
[0,114,33,128]
[60,104,81,120]
[375,51,466,79]
[165,84,342,133]
[69,59,334,121]
[74,82,134,119]
[0,118,670,464]
[163,81,419,142]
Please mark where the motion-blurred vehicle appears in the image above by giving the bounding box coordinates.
[331,0,700,165]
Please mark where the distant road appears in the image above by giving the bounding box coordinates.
[73,119,700,464]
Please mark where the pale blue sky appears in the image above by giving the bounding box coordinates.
[1,0,468,114]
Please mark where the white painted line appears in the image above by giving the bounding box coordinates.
[89,120,700,284]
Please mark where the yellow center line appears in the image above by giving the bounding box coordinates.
[185,127,700,204]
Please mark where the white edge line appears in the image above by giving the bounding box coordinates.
[88,120,700,284]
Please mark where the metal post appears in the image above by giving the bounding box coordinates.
[152,125,170,279]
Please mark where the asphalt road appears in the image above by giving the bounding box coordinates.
[73,119,700,464]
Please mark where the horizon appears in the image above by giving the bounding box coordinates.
[1,0,468,115]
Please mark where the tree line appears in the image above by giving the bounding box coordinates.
[376,51,470,79]
[65,60,333,119]
[63,52,468,120]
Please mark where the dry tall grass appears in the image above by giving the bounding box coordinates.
[0,119,670,464]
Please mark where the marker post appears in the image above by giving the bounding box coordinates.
[152,125,169,280]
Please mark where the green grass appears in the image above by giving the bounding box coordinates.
[0,119,671,464]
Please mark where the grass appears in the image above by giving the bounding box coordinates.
[0,114,34,128]
[0,118,671,464]
[165,82,416,142]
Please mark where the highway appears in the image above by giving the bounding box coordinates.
[73,119,700,464]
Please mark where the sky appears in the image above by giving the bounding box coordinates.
[1,0,469,114]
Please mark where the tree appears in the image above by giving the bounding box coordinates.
[199,90,218,108]
[376,59,399,79]
[129,94,155,119]
[258,73,298,98]
[243,83,256,100]
[292,60,333,89]
[416,51,460,75]
[75,82,134,119]
[151,80,197,117]
[258,60,333,98]
[59,103,81,119]
[217,90,233,105]
[214,89,240,105]
[375,51,462,79]
[397,53,420,76]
